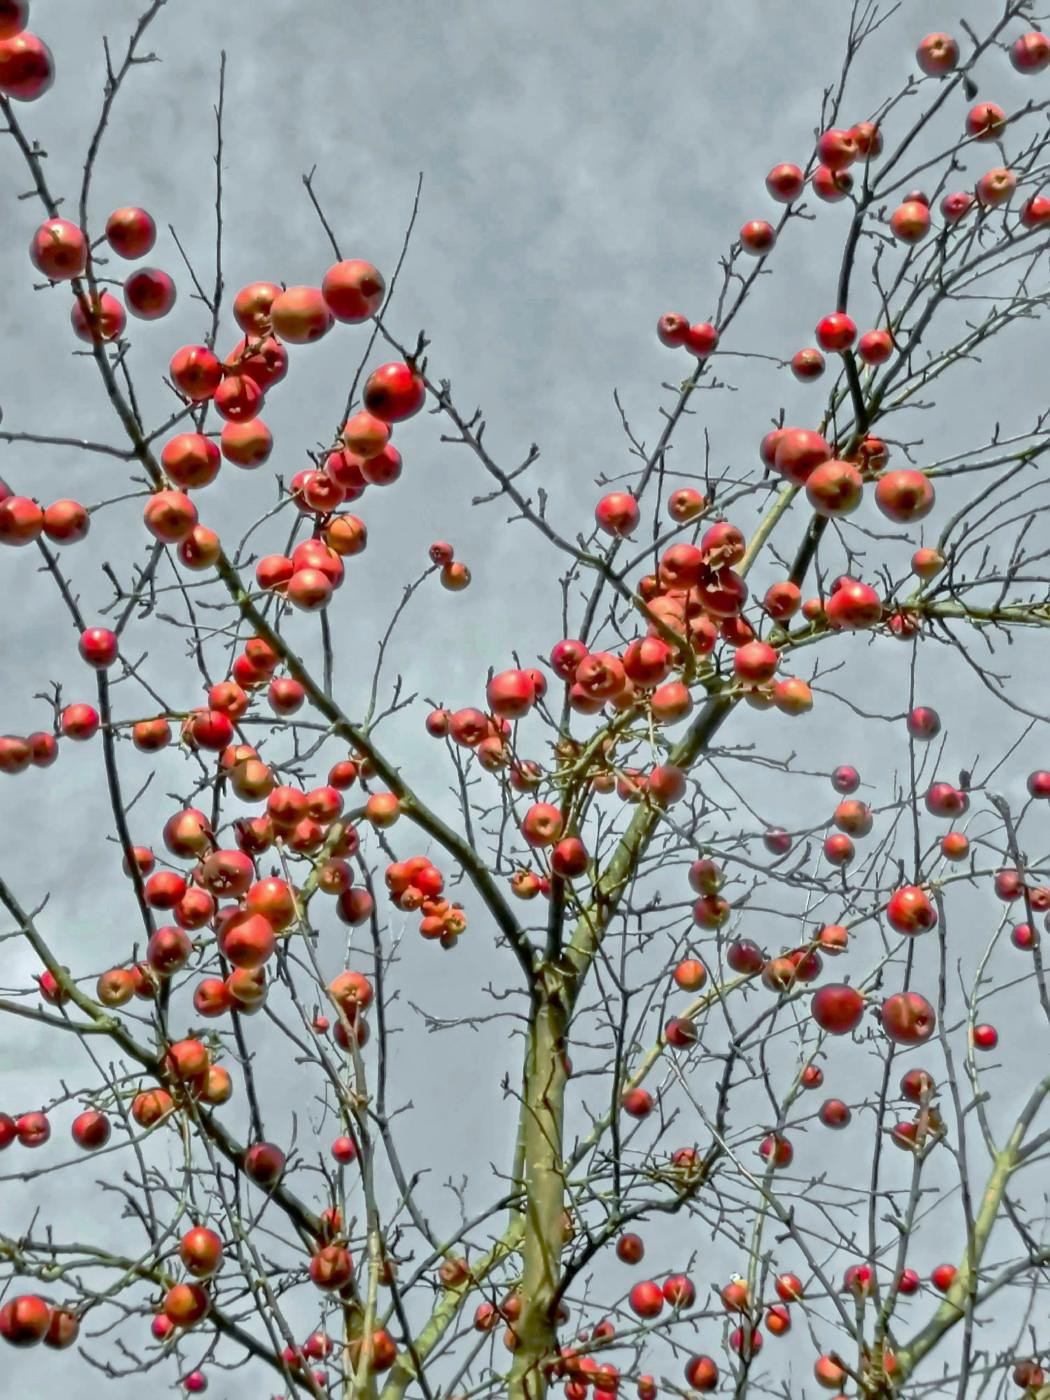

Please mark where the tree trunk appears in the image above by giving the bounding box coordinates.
[508,981,569,1400]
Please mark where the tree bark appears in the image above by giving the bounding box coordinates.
[507,978,569,1400]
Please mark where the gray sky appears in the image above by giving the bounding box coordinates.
[2,2,1049,1396]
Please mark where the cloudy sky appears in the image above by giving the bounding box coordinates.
[1,1,1048,1396]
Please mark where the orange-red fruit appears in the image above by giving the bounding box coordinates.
[595,491,639,536]
[816,128,859,172]
[218,907,276,968]
[359,442,402,487]
[805,459,863,516]
[628,1281,664,1319]
[765,1304,791,1335]
[857,329,893,364]
[812,165,852,201]
[649,764,686,806]
[673,958,707,991]
[0,1294,52,1346]
[915,32,958,75]
[825,578,882,630]
[105,207,156,259]
[1022,195,1050,228]
[228,334,288,388]
[25,730,55,766]
[71,291,125,343]
[243,1141,285,1185]
[165,1037,209,1083]
[363,361,426,422]
[163,1282,210,1328]
[178,524,221,570]
[657,311,689,346]
[220,417,272,467]
[874,470,934,522]
[972,1023,998,1051]
[233,281,280,334]
[324,514,368,556]
[791,347,825,381]
[775,1272,804,1302]
[124,267,177,319]
[931,1263,957,1293]
[179,1227,223,1278]
[170,346,223,402]
[623,637,672,686]
[148,925,192,975]
[196,1062,235,1105]
[942,191,975,223]
[811,983,865,1034]
[16,1110,50,1147]
[364,792,401,828]
[30,218,87,280]
[766,163,804,201]
[886,885,937,935]
[881,991,936,1044]
[487,669,536,718]
[551,836,588,878]
[740,220,775,254]
[213,373,263,422]
[1012,32,1050,73]
[684,321,718,356]
[270,285,333,343]
[322,259,385,321]
[42,498,89,544]
[60,703,100,740]
[0,495,42,546]
[0,31,53,101]
[162,433,221,490]
[773,429,831,486]
[759,1133,793,1167]
[890,200,931,243]
[967,102,1006,141]
[43,1308,78,1350]
[816,312,856,352]
[667,486,704,521]
[522,802,563,847]
[622,1087,653,1118]
[343,411,390,458]
[0,3,29,42]
[684,1355,719,1391]
[733,641,778,685]
[310,1245,354,1291]
[814,1354,846,1390]
[852,121,883,158]
[773,677,812,715]
[71,1110,111,1150]
[286,568,333,612]
[976,167,1016,208]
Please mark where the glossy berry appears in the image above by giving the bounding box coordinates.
[816,313,857,352]
[363,361,426,422]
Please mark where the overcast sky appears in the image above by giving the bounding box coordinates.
[1,2,1048,1397]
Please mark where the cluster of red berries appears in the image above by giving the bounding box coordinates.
[93,788,371,1024]
[429,538,471,590]
[13,177,431,616]
[30,204,176,340]
[0,1293,79,1351]
[426,703,519,771]
[551,518,818,723]
[0,480,90,548]
[0,1108,50,1150]
[385,856,466,945]
[324,969,374,1052]
[1,1093,115,1153]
